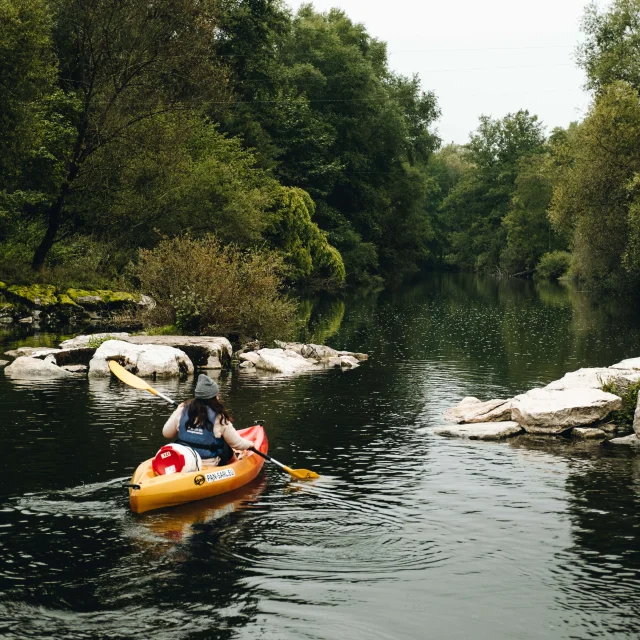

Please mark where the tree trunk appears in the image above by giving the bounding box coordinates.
[31,181,71,271]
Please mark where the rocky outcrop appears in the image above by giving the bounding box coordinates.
[122,336,232,369]
[240,342,368,374]
[240,348,317,375]
[5,356,76,379]
[433,421,523,441]
[275,341,368,362]
[443,397,513,424]
[88,340,193,377]
[0,283,153,328]
[511,388,622,434]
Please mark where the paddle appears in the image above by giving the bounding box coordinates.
[248,448,320,480]
[108,360,320,480]
[108,360,178,406]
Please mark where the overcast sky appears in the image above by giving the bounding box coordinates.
[287,0,607,143]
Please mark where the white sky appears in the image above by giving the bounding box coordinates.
[286,0,608,144]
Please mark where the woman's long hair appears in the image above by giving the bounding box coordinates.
[185,397,232,429]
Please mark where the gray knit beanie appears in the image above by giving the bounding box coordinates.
[194,374,219,400]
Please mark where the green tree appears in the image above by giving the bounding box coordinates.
[549,82,640,290]
[29,0,226,269]
[579,0,640,92]
[440,111,546,272]
[0,0,73,245]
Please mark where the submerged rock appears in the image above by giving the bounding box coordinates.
[433,421,523,441]
[89,340,193,377]
[5,356,75,379]
[511,388,622,434]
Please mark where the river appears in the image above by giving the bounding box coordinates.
[1,273,640,639]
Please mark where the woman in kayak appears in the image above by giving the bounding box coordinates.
[162,374,253,465]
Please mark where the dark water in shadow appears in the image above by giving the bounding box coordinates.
[1,274,640,639]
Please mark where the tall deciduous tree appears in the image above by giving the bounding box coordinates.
[30,0,226,269]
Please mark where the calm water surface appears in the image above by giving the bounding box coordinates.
[1,274,640,639]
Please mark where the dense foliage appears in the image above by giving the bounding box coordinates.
[433,0,640,295]
[5,0,640,308]
[135,235,297,341]
[0,0,440,294]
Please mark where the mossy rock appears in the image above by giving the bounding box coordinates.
[66,288,141,308]
[7,284,58,307]
[56,293,80,307]
[0,281,6,291]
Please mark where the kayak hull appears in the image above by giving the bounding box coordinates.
[129,425,268,514]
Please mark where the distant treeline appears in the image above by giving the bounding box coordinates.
[2,0,640,296]
[0,0,439,290]
[430,0,640,295]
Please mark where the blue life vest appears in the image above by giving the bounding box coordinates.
[176,405,225,460]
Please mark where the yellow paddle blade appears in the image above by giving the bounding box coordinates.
[283,466,320,480]
[108,360,158,395]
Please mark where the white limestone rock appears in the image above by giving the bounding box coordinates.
[546,367,640,392]
[511,387,622,434]
[123,335,232,369]
[609,434,640,447]
[239,351,262,365]
[59,333,130,349]
[251,348,317,375]
[443,397,512,424]
[610,357,640,371]
[0,359,8,367]
[4,346,61,359]
[433,421,523,441]
[5,356,74,379]
[88,340,193,377]
[338,355,360,368]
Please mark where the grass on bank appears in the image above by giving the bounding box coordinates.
[601,379,640,433]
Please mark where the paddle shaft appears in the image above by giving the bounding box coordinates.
[249,447,290,471]
[153,390,178,407]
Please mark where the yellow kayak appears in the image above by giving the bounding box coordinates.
[128,425,268,514]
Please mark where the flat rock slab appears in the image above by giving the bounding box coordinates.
[89,340,193,377]
[608,434,640,447]
[5,356,75,379]
[59,333,130,349]
[4,347,61,359]
[443,397,512,424]
[545,367,640,392]
[433,421,523,441]
[0,359,9,367]
[511,388,622,434]
[248,348,318,375]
